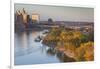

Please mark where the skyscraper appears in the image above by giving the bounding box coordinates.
[21,8,28,24]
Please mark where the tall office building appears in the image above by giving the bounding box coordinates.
[21,8,28,24]
[15,10,23,24]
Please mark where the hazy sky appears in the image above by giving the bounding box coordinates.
[14,3,94,22]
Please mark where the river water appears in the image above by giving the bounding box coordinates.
[14,30,75,65]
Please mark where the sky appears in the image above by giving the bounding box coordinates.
[14,3,94,22]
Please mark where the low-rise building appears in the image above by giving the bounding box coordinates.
[31,13,40,23]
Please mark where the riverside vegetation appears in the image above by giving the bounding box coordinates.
[42,27,94,61]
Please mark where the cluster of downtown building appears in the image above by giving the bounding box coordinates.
[15,8,41,32]
[15,8,57,32]
[15,8,93,33]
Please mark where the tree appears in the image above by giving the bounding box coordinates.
[48,18,53,23]
[75,41,94,61]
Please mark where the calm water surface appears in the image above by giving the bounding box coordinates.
[14,30,75,65]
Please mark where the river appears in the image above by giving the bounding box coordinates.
[14,30,75,65]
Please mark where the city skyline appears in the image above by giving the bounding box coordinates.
[15,3,94,22]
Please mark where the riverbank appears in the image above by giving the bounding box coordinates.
[42,27,94,61]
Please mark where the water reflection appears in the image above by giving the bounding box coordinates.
[15,31,41,57]
[56,52,76,62]
[46,47,76,62]
[15,31,75,65]
[46,48,56,56]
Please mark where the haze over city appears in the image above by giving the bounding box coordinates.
[14,3,94,22]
